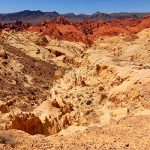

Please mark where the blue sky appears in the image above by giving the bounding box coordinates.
[0,0,150,14]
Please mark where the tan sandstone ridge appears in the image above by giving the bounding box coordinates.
[0,17,150,149]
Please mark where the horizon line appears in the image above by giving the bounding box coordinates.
[0,10,150,15]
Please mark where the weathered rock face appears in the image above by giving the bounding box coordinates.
[8,99,74,136]
[9,113,43,135]
[8,113,62,136]
[34,35,49,46]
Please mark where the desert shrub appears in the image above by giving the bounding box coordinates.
[0,133,17,148]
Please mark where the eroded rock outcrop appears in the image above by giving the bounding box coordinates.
[8,99,75,136]
[9,113,43,135]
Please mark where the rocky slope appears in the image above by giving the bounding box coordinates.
[0,16,150,149]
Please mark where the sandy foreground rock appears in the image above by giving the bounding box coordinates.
[0,115,149,150]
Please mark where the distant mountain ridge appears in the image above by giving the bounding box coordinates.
[0,10,149,24]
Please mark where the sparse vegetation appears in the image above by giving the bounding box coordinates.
[0,133,18,148]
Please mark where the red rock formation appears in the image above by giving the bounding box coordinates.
[28,16,150,44]
[29,18,89,44]
[1,16,150,44]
